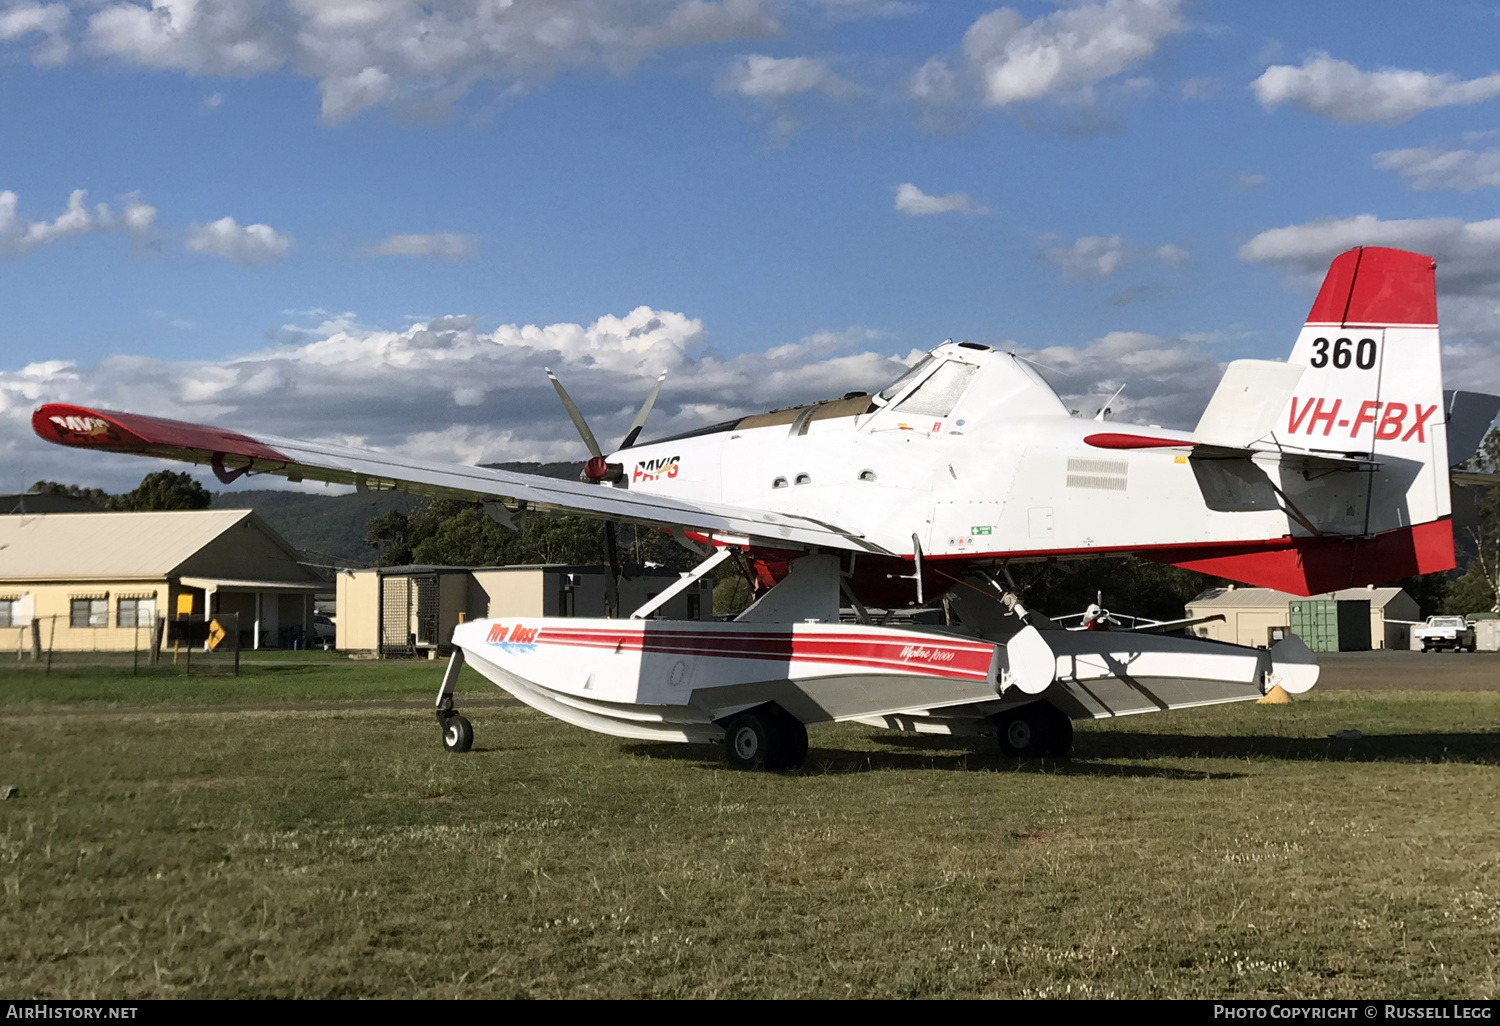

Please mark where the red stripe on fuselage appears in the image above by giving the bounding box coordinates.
[532,627,995,680]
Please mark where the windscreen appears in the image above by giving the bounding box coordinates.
[877,356,935,401]
[893,360,978,417]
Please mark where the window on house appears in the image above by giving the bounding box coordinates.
[118,597,157,628]
[71,598,108,628]
[0,600,17,628]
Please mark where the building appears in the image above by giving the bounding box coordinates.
[1184,585,1419,650]
[0,510,329,652]
[336,563,715,656]
[0,491,105,514]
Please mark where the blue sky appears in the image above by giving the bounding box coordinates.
[4,0,1500,492]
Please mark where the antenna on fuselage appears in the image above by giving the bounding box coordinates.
[1094,383,1126,421]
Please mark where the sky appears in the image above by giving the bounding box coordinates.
[4,0,1500,495]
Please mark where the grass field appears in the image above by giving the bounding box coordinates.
[1,658,1498,999]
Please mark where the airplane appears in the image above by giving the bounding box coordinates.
[30,246,1500,769]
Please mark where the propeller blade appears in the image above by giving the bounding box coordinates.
[619,371,667,450]
[546,368,603,459]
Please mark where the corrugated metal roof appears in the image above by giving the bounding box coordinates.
[1188,586,1408,610]
[0,509,256,580]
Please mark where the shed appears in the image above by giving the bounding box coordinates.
[335,563,714,656]
[1184,585,1419,650]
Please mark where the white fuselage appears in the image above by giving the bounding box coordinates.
[604,341,1444,565]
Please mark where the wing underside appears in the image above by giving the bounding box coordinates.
[31,403,884,554]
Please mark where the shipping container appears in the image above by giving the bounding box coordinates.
[1288,599,1372,652]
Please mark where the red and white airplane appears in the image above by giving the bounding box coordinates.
[31,247,1498,769]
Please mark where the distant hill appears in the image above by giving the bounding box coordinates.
[212,461,580,565]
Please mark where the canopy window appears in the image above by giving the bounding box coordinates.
[876,356,936,403]
[892,361,979,417]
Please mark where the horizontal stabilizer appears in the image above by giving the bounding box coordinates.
[1444,389,1500,466]
[1193,359,1305,448]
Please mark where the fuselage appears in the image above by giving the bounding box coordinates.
[597,337,1453,597]
[608,343,1254,560]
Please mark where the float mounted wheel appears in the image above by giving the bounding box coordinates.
[993,705,1055,758]
[724,706,807,772]
[725,710,774,771]
[441,712,474,754]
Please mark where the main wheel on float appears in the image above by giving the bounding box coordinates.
[992,703,1069,758]
[723,706,807,772]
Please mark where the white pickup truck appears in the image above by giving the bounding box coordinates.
[1415,616,1477,653]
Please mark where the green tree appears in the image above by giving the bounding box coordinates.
[1393,572,1451,619]
[1453,428,1500,614]
[29,480,110,506]
[110,471,212,511]
[364,497,703,573]
[1018,556,1219,622]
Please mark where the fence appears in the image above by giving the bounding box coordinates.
[4,613,242,675]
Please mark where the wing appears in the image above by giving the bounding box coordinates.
[31,404,888,555]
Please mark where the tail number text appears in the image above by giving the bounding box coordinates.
[1310,336,1377,370]
[1287,398,1436,442]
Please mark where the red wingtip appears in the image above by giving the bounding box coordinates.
[1306,247,1437,327]
[32,403,289,462]
[33,404,150,449]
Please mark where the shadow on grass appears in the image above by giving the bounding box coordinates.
[619,741,1246,780]
[1068,731,1500,765]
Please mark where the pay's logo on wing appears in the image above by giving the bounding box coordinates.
[48,415,117,443]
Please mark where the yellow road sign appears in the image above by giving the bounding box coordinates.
[206,619,226,651]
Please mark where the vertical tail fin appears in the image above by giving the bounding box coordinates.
[1172,247,1456,593]
[1278,246,1449,533]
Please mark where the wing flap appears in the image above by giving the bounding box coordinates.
[31,403,886,554]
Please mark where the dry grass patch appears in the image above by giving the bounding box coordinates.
[0,689,1497,998]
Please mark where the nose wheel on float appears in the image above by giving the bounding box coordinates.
[435,649,473,754]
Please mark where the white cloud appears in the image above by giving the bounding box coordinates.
[186,216,292,265]
[1043,234,1188,279]
[1236,172,1266,189]
[0,2,66,39]
[2,294,1268,496]
[1239,214,1500,294]
[1046,235,1125,279]
[1240,214,1500,395]
[722,53,853,98]
[0,188,156,257]
[1252,54,1500,125]
[367,232,478,260]
[1374,145,1500,192]
[1179,76,1217,100]
[85,0,283,75]
[1022,330,1225,429]
[57,0,782,122]
[913,0,1186,110]
[893,183,986,216]
[0,304,921,491]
